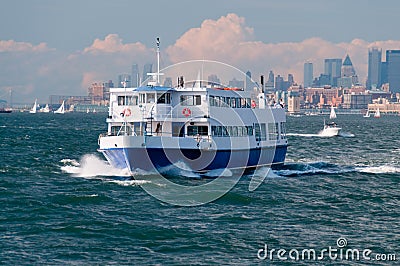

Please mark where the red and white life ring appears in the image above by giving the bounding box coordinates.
[182,108,191,117]
[121,108,131,117]
[251,100,257,108]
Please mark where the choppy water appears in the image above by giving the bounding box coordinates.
[0,113,399,265]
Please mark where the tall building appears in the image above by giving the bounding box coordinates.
[367,48,382,89]
[266,70,274,90]
[131,64,140,87]
[386,50,400,93]
[324,58,342,86]
[245,70,253,91]
[337,54,358,88]
[142,63,153,84]
[303,62,313,88]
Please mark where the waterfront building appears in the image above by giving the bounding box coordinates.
[367,48,382,89]
[342,93,372,109]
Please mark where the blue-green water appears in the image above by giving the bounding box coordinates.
[0,113,399,265]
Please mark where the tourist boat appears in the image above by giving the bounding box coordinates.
[98,39,288,174]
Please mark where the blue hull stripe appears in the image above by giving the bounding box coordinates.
[100,145,287,172]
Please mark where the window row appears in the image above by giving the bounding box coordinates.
[117,93,171,106]
[211,126,254,137]
[180,95,202,106]
[209,96,252,108]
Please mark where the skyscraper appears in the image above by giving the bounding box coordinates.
[337,55,358,88]
[131,64,140,87]
[142,63,153,84]
[303,62,313,88]
[367,48,382,89]
[324,58,342,86]
[386,50,400,93]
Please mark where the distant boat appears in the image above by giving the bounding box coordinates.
[93,108,96,113]
[29,99,37,114]
[374,108,381,118]
[363,110,370,118]
[320,106,341,136]
[0,108,12,113]
[86,108,90,114]
[39,104,50,113]
[54,100,65,114]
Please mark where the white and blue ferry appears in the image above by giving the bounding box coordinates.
[98,40,287,174]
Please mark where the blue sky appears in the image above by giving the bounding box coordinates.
[1,0,400,103]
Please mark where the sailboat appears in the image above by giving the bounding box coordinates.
[39,104,50,113]
[29,99,37,114]
[320,106,341,136]
[363,110,370,118]
[374,108,381,118]
[54,100,65,114]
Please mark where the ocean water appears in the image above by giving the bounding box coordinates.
[0,112,399,265]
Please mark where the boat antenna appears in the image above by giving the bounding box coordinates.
[156,37,160,85]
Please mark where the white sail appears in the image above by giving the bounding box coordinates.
[364,110,370,118]
[29,99,37,114]
[374,108,381,118]
[329,106,337,119]
[54,100,65,114]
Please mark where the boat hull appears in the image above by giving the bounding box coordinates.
[99,145,287,173]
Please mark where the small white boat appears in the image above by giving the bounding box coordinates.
[374,108,381,118]
[29,99,37,114]
[54,100,65,114]
[363,110,370,118]
[320,121,341,136]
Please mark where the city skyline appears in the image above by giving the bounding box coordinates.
[2,1,400,102]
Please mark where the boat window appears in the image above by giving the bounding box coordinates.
[128,96,138,105]
[236,98,241,108]
[254,123,261,141]
[172,122,185,137]
[147,93,155,103]
[209,96,215,106]
[180,95,202,106]
[280,122,287,139]
[215,96,221,107]
[157,93,171,104]
[117,96,138,106]
[268,123,278,140]
[187,125,208,136]
[139,94,146,104]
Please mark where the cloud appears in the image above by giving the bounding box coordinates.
[0,40,51,53]
[83,34,148,54]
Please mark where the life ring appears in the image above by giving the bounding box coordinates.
[121,108,131,117]
[251,100,257,108]
[182,108,191,117]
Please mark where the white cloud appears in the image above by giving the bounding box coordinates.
[0,40,51,52]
